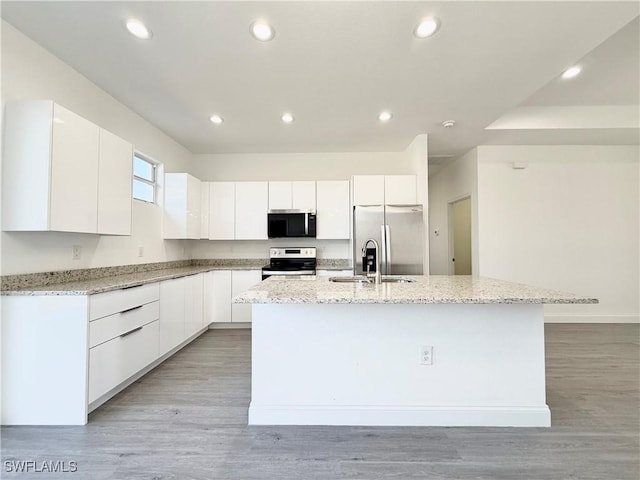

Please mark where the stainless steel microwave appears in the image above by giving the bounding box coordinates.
[267,210,317,238]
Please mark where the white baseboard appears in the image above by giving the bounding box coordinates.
[208,322,251,329]
[248,404,551,427]
[545,314,639,324]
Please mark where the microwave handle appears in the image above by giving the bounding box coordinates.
[305,213,309,236]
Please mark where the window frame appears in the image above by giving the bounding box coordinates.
[132,152,160,205]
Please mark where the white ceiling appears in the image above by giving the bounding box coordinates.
[1,1,638,160]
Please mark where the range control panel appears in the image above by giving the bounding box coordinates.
[269,247,317,259]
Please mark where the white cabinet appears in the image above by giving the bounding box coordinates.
[316,180,350,239]
[269,181,316,210]
[205,270,233,323]
[384,175,417,205]
[184,274,204,338]
[204,269,260,324]
[235,182,268,240]
[200,182,210,239]
[164,173,201,239]
[317,269,353,277]
[2,100,133,234]
[87,283,160,404]
[209,182,235,240]
[352,175,417,206]
[231,270,262,323]
[159,277,186,356]
[352,175,384,206]
[97,129,133,235]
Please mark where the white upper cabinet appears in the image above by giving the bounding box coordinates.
[292,181,316,210]
[163,173,201,239]
[200,182,210,239]
[209,182,235,240]
[316,180,350,239]
[97,129,133,235]
[2,100,134,235]
[235,182,268,240]
[268,181,292,210]
[352,174,417,206]
[268,181,316,210]
[384,175,417,205]
[352,175,385,206]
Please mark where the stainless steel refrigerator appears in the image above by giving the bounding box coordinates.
[353,205,424,276]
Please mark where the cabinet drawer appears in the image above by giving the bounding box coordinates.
[89,300,159,348]
[88,319,159,404]
[89,282,159,321]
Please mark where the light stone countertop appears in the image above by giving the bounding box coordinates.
[1,262,267,296]
[233,275,598,305]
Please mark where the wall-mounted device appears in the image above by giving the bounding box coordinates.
[267,210,316,238]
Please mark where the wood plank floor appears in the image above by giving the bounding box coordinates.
[2,324,638,479]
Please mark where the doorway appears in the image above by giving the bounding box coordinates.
[449,197,472,275]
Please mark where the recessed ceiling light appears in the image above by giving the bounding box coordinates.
[126,18,153,40]
[378,111,393,122]
[414,17,441,38]
[251,20,275,41]
[281,112,294,123]
[561,66,581,79]
[442,120,456,128]
[209,115,224,125]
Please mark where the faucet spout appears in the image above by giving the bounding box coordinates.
[361,238,381,284]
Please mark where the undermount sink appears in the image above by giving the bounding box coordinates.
[328,276,415,284]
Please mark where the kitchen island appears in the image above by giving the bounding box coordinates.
[234,275,597,427]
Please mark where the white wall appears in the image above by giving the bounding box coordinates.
[191,151,415,181]
[428,148,479,275]
[476,145,639,323]
[1,21,192,275]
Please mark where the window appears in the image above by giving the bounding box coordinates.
[132,153,158,203]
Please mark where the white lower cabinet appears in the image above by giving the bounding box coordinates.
[185,274,204,338]
[231,270,262,323]
[88,320,159,404]
[205,270,232,323]
[317,269,353,277]
[87,284,160,405]
[159,277,186,356]
[204,269,261,324]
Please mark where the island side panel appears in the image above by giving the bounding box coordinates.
[249,303,550,427]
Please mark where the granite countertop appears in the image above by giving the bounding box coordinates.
[0,258,354,296]
[233,275,598,305]
[1,260,268,296]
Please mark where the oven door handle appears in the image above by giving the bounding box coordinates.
[263,270,316,276]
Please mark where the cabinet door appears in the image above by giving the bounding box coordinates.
[209,182,235,240]
[186,174,201,239]
[97,129,133,235]
[352,175,384,206]
[205,270,232,323]
[159,277,186,356]
[316,180,350,239]
[292,181,316,210]
[50,104,100,233]
[184,274,204,338]
[385,175,417,205]
[231,270,261,323]
[200,182,210,239]
[235,182,268,240]
[268,181,292,210]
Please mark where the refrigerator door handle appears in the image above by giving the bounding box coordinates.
[385,224,391,273]
[380,224,387,274]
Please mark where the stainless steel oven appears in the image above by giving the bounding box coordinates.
[261,247,317,280]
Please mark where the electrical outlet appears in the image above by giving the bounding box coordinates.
[419,345,433,365]
[138,246,144,258]
[72,245,81,260]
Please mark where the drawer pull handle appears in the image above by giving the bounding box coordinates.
[120,305,143,314]
[120,326,143,338]
[122,283,143,290]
